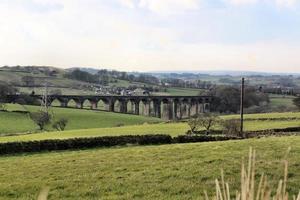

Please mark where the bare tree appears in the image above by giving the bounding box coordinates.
[187,113,221,134]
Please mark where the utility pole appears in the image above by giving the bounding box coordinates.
[41,82,49,114]
[240,77,245,135]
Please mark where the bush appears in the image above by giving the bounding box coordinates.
[29,111,52,130]
[221,119,241,137]
[187,113,221,134]
[52,118,68,131]
[0,103,6,111]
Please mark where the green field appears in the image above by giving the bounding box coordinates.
[0,104,162,135]
[269,95,297,109]
[0,136,299,199]
[0,109,299,143]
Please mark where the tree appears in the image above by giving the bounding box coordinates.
[21,76,35,87]
[187,117,200,134]
[208,86,269,114]
[52,118,68,131]
[0,83,17,104]
[29,111,52,130]
[293,96,300,110]
[187,113,221,134]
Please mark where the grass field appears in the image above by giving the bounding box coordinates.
[0,112,299,143]
[269,95,297,109]
[0,136,299,199]
[0,104,162,135]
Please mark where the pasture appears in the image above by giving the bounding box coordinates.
[0,111,299,143]
[0,136,299,199]
[0,104,162,135]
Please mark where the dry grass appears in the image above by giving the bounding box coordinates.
[206,148,300,200]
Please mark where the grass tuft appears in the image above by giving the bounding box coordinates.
[207,148,300,200]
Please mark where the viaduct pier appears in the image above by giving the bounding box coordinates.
[7,95,213,120]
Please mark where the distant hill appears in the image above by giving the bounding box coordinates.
[149,70,300,77]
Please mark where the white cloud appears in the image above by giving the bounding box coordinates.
[118,0,136,9]
[226,0,258,6]
[275,0,298,8]
[225,0,299,7]
[119,0,200,15]
[0,0,299,73]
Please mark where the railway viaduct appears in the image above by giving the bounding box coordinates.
[6,95,213,120]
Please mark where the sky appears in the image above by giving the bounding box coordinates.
[0,0,300,73]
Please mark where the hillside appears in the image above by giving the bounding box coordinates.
[0,66,202,96]
[0,136,299,199]
[0,104,162,135]
[0,105,299,142]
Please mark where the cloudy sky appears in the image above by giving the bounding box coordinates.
[0,0,299,73]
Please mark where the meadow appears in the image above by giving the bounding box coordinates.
[0,104,162,135]
[0,136,299,199]
[0,103,299,142]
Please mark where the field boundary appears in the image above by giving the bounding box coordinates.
[0,134,239,155]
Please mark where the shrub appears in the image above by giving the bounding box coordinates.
[221,119,241,137]
[188,113,221,134]
[293,96,300,110]
[52,118,68,131]
[187,117,200,134]
[29,111,52,130]
[0,103,6,111]
[115,123,125,127]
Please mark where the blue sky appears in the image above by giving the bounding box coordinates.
[0,0,299,73]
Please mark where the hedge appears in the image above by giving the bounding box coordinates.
[173,135,241,143]
[0,134,243,155]
[0,134,172,155]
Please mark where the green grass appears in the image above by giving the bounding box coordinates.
[223,111,300,120]
[269,95,297,109]
[0,136,299,199]
[0,105,299,143]
[0,104,162,135]
[0,114,299,143]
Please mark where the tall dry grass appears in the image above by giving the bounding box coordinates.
[205,148,300,200]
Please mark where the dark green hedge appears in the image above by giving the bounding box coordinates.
[0,134,172,155]
[173,135,241,143]
[0,134,244,155]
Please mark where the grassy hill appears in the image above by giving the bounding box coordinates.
[0,104,162,135]
[0,108,299,143]
[0,136,299,199]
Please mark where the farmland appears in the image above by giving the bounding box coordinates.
[0,103,299,142]
[0,136,299,199]
[0,104,162,135]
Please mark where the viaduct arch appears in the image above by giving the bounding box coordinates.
[6,95,213,120]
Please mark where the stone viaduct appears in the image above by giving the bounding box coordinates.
[7,95,213,120]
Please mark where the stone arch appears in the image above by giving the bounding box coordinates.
[67,99,77,108]
[173,98,181,119]
[127,99,136,114]
[82,99,92,109]
[150,98,161,118]
[50,98,61,107]
[161,98,174,120]
[113,99,122,112]
[97,98,109,111]
[181,98,190,118]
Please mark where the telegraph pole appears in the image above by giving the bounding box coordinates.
[41,82,49,114]
[240,77,245,135]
